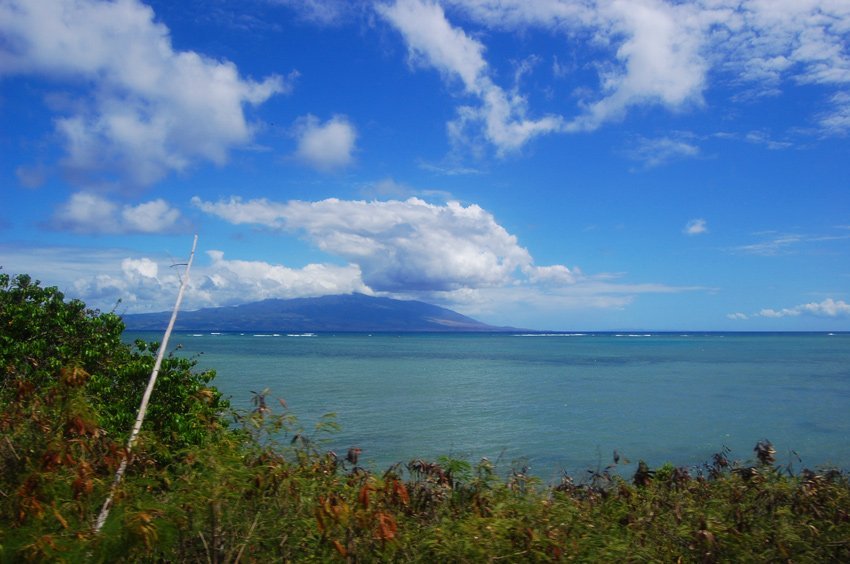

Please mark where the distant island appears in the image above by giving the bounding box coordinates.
[121,293,519,332]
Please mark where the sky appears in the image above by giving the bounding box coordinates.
[1,0,849,331]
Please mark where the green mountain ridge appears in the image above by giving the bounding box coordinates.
[121,293,518,332]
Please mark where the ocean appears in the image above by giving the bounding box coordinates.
[125,331,850,481]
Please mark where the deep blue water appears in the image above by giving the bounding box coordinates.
[125,331,850,480]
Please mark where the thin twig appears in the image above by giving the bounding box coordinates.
[198,531,213,564]
[94,235,198,533]
[491,550,529,561]
[232,511,261,564]
[4,436,20,461]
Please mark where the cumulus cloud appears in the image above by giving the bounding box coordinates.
[293,115,357,170]
[191,194,701,323]
[194,196,536,291]
[53,250,370,313]
[684,219,708,236]
[197,251,370,303]
[727,298,850,321]
[0,0,289,186]
[524,264,579,285]
[1,239,699,322]
[122,200,182,233]
[378,0,563,155]
[757,298,850,319]
[52,192,182,234]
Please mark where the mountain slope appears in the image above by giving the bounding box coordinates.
[121,293,516,332]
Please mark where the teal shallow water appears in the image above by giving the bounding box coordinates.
[125,331,850,480]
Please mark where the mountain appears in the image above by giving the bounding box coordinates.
[121,293,518,332]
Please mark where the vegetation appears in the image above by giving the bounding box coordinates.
[1,273,849,562]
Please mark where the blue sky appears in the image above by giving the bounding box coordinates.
[1,0,849,331]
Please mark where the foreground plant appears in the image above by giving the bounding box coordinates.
[1,273,849,562]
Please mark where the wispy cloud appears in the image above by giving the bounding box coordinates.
[271,0,356,26]
[378,0,563,156]
[417,160,483,176]
[15,164,48,188]
[743,130,793,150]
[818,92,850,136]
[626,135,701,168]
[733,231,850,256]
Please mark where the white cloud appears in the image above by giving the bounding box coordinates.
[743,131,793,150]
[198,250,370,304]
[442,0,850,136]
[273,0,355,25]
[192,194,701,323]
[123,257,159,279]
[195,196,534,291]
[684,218,708,236]
[525,264,579,285]
[733,231,850,256]
[0,0,289,186]
[293,115,357,170]
[757,298,850,319]
[443,0,709,131]
[0,246,369,313]
[53,192,182,234]
[734,233,804,256]
[53,192,119,232]
[626,135,701,168]
[566,0,710,131]
[0,240,700,323]
[727,312,749,320]
[378,0,563,155]
[420,275,702,328]
[122,200,182,233]
[818,91,850,135]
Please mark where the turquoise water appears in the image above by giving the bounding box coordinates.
[126,331,850,480]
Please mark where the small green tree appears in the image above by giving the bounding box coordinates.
[0,272,230,448]
[0,273,231,558]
